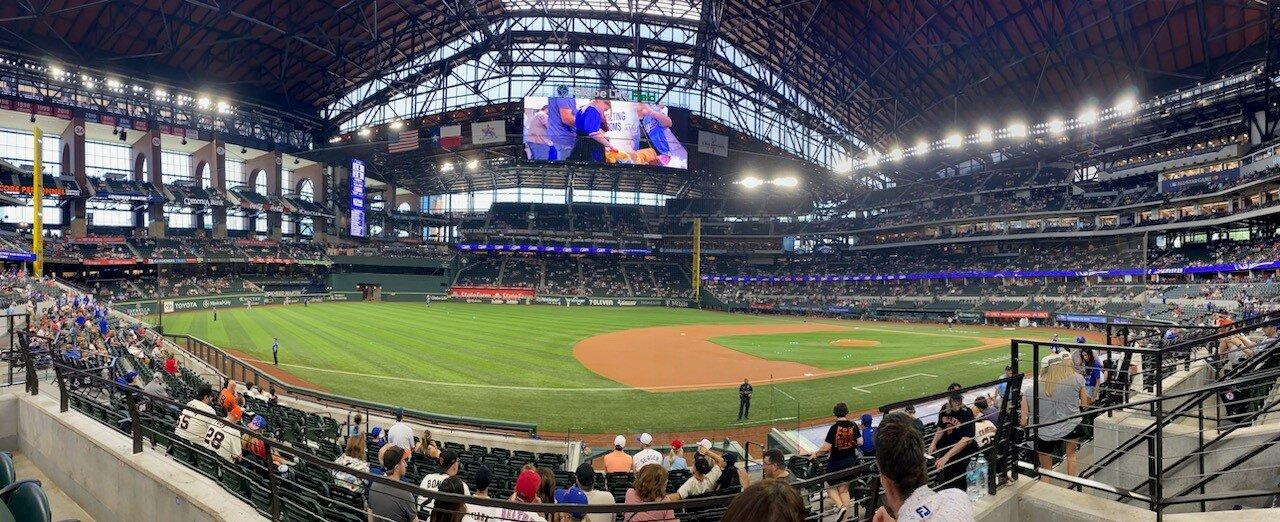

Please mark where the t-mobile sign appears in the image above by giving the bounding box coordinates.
[349,159,366,237]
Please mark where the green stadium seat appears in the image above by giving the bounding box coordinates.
[0,502,15,522]
[0,481,50,522]
[0,453,13,490]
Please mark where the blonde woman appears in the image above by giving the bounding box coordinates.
[332,436,369,492]
[1022,354,1091,478]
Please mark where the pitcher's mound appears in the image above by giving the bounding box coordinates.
[828,339,880,348]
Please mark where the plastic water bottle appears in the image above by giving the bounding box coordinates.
[966,459,982,502]
[975,455,989,501]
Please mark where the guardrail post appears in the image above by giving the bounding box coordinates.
[125,388,143,454]
[264,439,282,521]
[52,359,67,412]
[1153,348,1165,522]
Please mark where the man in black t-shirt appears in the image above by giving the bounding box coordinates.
[807,402,860,520]
[738,379,753,420]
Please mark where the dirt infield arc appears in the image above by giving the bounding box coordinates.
[573,323,1017,392]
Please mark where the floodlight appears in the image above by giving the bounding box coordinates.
[106,78,122,90]
[440,162,455,172]
[197,96,212,110]
[915,139,930,155]
[466,159,480,171]
[865,152,880,167]
[390,120,404,130]
[944,133,962,149]
[357,127,371,137]
[1006,123,1028,139]
[773,176,799,188]
[1078,107,1099,125]
[1047,119,1065,135]
[889,148,904,162]
[48,65,64,78]
[977,128,994,144]
[832,158,853,174]
[1115,95,1138,115]
[739,176,764,188]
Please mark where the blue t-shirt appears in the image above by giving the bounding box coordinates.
[859,427,876,453]
[1084,359,1102,387]
[640,114,672,154]
[576,106,604,136]
[544,97,577,148]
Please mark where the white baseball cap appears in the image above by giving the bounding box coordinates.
[613,435,626,447]
[697,438,712,451]
[638,433,653,445]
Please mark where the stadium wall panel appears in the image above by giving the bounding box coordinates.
[328,272,451,292]
[2,389,265,521]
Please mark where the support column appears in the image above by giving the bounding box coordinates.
[292,163,328,241]
[58,119,87,238]
[193,140,227,238]
[132,129,165,237]
[245,151,283,240]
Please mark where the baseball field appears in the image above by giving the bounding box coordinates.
[154,301,1066,433]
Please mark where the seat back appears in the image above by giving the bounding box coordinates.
[3,482,51,522]
[0,454,14,490]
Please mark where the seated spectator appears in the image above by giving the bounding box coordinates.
[631,433,661,471]
[415,429,441,461]
[623,464,674,521]
[367,445,417,522]
[667,439,725,500]
[930,393,976,490]
[431,476,467,522]
[662,440,686,471]
[420,450,470,510]
[466,468,544,521]
[722,479,805,522]
[471,465,492,499]
[564,462,613,522]
[873,412,974,522]
[602,435,633,473]
[175,386,215,445]
[218,379,238,411]
[761,449,796,485]
[554,483,589,522]
[333,436,369,492]
[347,413,365,439]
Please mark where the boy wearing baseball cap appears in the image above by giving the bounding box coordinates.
[631,433,662,472]
[666,439,725,500]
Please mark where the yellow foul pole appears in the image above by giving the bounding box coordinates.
[691,217,701,301]
[32,128,43,277]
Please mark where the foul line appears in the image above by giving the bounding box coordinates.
[852,373,939,394]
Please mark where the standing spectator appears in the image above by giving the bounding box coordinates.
[386,409,415,451]
[1023,354,1091,478]
[930,393,976,490]
[419,450,470,511]
[738,379,753,420]
[872,412,974,522]
[218,379,238,411]
[623,464,674,522]
[761,449,796,485]
[367,445,417,522]
[722,479,805,522]
[1080,349,1102,400]
[333,436,369,492]
[662,440,687,471]
[602,435,633,473]
[807,402,860,519]
[631,433,661,471]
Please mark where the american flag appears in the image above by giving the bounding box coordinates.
[388,129,419,153]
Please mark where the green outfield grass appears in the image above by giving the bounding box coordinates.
[710,330,986,370]
[155,302,1054,433]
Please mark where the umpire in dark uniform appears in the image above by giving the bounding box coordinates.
[738,379,753,420]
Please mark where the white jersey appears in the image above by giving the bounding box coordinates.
[203,421,243,463]
[896,486,974,522]
[418,473,470,509]
[175,400,215,445]
[632,448,663,471]
[464,504,546,522]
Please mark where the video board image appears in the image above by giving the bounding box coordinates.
[522,95,689,169]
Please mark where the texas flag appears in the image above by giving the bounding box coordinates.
[429,125,462,148]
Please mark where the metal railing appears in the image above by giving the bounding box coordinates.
[163,333,539,437]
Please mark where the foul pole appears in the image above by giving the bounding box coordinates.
[692,217,701,304]
[31,128,43,277]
